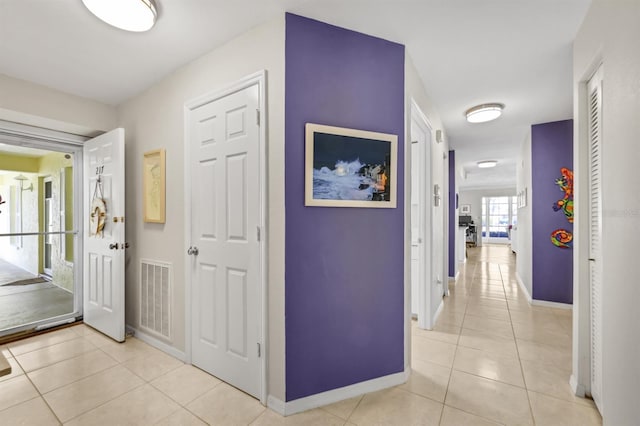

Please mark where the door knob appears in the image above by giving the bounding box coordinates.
[187,246,199,256]
[109,243,119,250]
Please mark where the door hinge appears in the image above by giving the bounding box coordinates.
[257,226,261,242]
[256,109,260,126]
[257,342,261,357]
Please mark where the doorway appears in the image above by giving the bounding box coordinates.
[0,126,83,336]
[410,100,443,330]
[185,72,267,402]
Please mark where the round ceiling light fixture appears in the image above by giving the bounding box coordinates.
[82,0,157,32]
[477,160,498,168]
[465,103,504,123]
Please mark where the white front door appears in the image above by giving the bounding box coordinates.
[188,83,262,398]
[83,128,126,342]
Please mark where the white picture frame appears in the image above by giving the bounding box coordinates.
[305,123,397,208]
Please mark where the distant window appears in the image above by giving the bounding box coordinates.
[482,196,517,238]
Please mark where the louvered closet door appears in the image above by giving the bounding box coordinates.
[587,65,603,412]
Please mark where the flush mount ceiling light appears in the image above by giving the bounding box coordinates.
[477,160,498,168]
[465,103,504,123]
[82,0,157,32]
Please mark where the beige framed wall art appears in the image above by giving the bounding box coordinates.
[304,123,397,208]
[143,149,166,223]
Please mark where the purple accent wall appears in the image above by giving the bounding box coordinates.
[531,120,573,304]
[285,13,405,401]
[448,150,456,277]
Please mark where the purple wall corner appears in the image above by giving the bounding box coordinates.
[531,119,574,304]
[285,13,406,401]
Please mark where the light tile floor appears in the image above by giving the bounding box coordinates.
[0,245,602,425]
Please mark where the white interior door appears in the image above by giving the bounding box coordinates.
[83,128,125,342]
[411,103,433,330]
[188,83,262,398]
[587,65,603,412]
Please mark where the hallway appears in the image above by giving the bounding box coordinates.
[0,246,601,425]
[407,244,601,425]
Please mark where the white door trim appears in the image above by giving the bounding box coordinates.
[572,57,604,401]
[410,99,434,330]
[0,120,88,147]
[410,136,425,319]
[184,70,268,404]
[43,176,53,276]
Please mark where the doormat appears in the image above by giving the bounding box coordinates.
[1,277,50,286]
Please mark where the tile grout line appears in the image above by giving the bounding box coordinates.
[3,333,89,424]
[438,259,475,425]
[6,328,169,425]
[342,394,364,424]
[441,256,512,425]
[44,331,151,424]
[499,261,537,426]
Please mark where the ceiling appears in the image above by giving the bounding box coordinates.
[0,0,592,190]
[0,142,51,158]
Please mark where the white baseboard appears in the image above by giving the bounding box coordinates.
[432,299,444,326]
[268,368,410,416]
[267,395,286,415]
[515,272,532,304]
[514,274,573,310]
[570,373,586,397]
[126,325,186,362]
[531,299,573,310]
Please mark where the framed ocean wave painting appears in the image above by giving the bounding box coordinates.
[305,123,397,208]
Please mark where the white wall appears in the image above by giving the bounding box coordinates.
[0,74,116,136]
[405,54,448,341]
[0,75,114,280]
[516,131,532,300]
[573,1,640,423]
[116,17,286,401]
[0,172,38,274]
